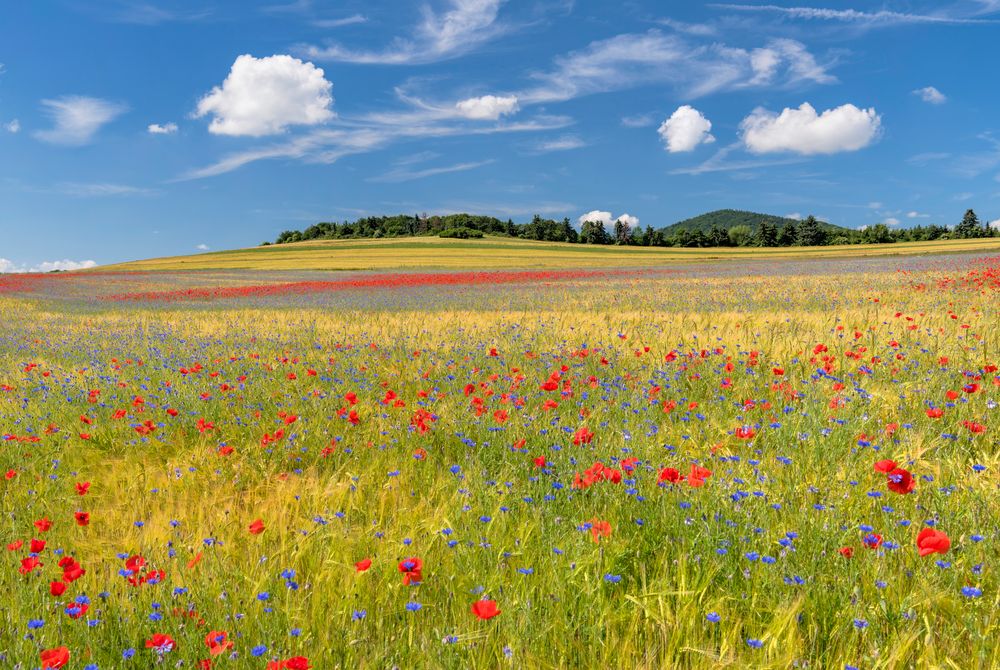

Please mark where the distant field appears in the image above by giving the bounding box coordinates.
[97,235,1000,271]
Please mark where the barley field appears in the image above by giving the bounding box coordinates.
[1,252,997,669]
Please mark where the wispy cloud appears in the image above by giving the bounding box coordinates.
[531,135,586,152]
[369,159,495,183]
[298,0,506,65]
[97,1,213,25]
[34,96,128,146]
[669,142,807,175]
[178,116,571,180]
[709,4,999,26]
[312,14,368,28]
[519,31,835,103]
[913,86,947,104]
[55,182,159,197]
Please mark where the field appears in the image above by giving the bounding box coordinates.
[1,251,998,669]
[98,235,1000,272]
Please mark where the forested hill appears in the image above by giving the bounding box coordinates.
[663,209,848,235]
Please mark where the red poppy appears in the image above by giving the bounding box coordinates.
[355,558,372,573]
[398,557,423,584]
[74,512,90,526]
[589,518,612,543]
[40,647,70,669]
[916,528,950,557]
[50,581,67,596]
[204,630,233,657]
[30,538,46,553]
[873,459,897,473]
[471,599,502,620]
[658,467,683,485]
[838,547,854,559]
[34,517,53,532]
[688,464,713,487]
[145,633,176,654]
[75,482,90,495]
[886,467,916,494]
[248,519,265,535]
[862,533,883,550]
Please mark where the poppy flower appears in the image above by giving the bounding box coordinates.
[204,630,233,657]
[916,528,950,557]
[248,519,265,535]
[398,557,423,584]
[658,467,683,485]
[886,467,916,494]
[862,533,883,550]
[40,647,69,669]
[688,464,713,487]
[75,482,90,495]
[30,538,46,553]
[838,547,853,559]
[355,558,372,573]
[74,511,90,526]
[471,599,502,620]
[873,460,897,473]
[34,517,53,532]
[145,633,176,654]
[50,581,67,596]
[589,518,612,543]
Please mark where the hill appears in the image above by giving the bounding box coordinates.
[662,209,850,236]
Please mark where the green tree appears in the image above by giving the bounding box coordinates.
[728,225,753,247]
[797,215,825,246]
[955,209,983,239]
[777,222,798,246]
[756,221,777,247]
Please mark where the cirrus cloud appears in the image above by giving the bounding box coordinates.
[740,102,881,155]
[195,54,334,137]
[34,96,127,146]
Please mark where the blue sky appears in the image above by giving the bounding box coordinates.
[2,0,1000,269]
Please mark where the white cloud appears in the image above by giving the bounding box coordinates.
[907,210,929,218]
[740,102,881,155]
[520,32,834,104]
[884,217,901,226]
[312,14,368,28]
[34,96,127,146]
[621,113,657,128]
[578,210,613,225]
[658,105,715,153]
[616,213,639,227]
[0,258,97,274]
[369,159,494,183]
[196,243,210,251]
[990,219,1000,230]
[454,94,519,120]
[913,86,946,104]
[300,0,505,65]
[785,212,803,220]
[577,211,638,227]
[148,122,178,134]
[4,119,18,133]
[709,4,998,26]
[56,182,157,197]
[533,135,585,152]
[195,54,334,137]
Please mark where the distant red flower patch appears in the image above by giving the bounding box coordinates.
[101,269,672,302]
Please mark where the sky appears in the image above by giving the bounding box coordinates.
[2,0,1000,270]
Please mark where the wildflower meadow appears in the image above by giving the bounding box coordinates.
[1,253,997,669]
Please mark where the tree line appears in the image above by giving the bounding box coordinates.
[266,209,996,248]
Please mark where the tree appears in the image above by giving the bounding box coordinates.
[861,223,894,244]
[728,225,753,247]
[560,218,579,243]
[613,219,632,245]
[777,222,797,246]
[955,209,983,239]
[756,221,777,247]
[797,215,825,246]
[580,220,611,244]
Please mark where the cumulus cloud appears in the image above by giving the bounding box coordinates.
[577,211,638,227]
[196,243,210,251]
[616,213,639,227]
[740,102,881,155]
[454,94,519,120]
[578,210,613,225]
[884,217,901,226]
[34,96,127,146]
[148,122,178,134]
[0,258,97,274]
[195,54,334,137]
[658,105,715,153]
[4,119,18,133]
[913,86,946,104]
